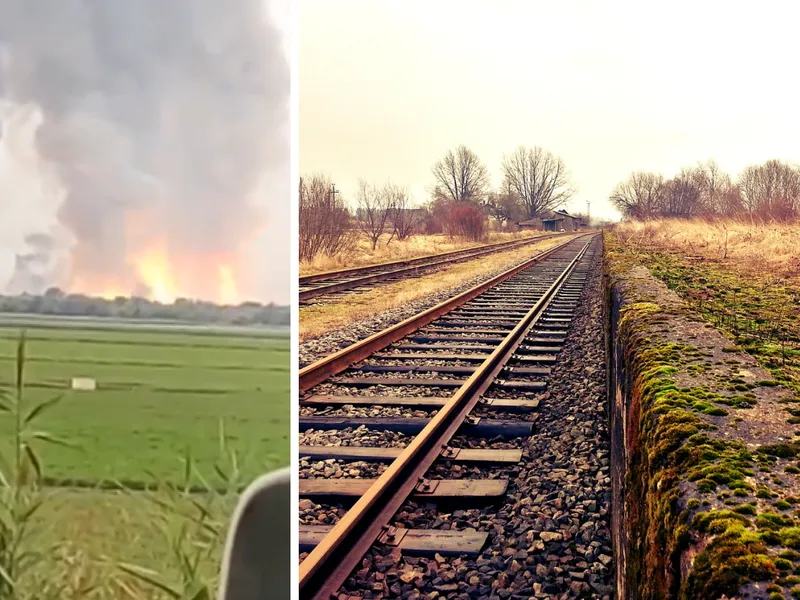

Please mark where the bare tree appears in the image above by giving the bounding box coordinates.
[356,180,394,250]
[686,160,735,214]
[387,185,418,241]
[719,184,745,216]
[501,146,574,218]
[661,169,703,216]
[299,174,353,261]
[738,159,800,221]
[609,172,666,219]
[431,145,491,203]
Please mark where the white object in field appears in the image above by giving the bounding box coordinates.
[217,467,290,600]
[71,377,96,391]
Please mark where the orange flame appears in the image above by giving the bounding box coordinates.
[218,265,239,306]
[83,249,243,305]
[134,249,180,304]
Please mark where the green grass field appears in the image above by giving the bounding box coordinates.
[0,318,289,598]
[0,323,289,483]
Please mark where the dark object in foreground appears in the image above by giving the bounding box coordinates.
[217,468,290,600]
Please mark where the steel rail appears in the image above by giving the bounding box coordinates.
[298,237,594,600]
[299,232,572,285]
[299,233,578,301]
[299,235,588,393]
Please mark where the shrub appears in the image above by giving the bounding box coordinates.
[442,202,488,241]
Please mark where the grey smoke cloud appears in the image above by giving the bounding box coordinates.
[0,0,288,299]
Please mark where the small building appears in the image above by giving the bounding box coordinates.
[518,209,584,232]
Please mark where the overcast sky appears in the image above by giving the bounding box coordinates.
[300,0,800,221]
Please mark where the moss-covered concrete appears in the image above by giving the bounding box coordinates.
[605,232,800,600]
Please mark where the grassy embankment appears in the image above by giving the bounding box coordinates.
[0,319,289,598]
[610,219,800,598]
[614,219,800,397]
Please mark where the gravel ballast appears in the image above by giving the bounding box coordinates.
[300,259,544,367]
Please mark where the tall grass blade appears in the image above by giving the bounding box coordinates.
[24,394,65,425]
[27,431,76,448]
[0,563,14,589]
[182,446,193,489]
[15,331,26,392]
[118,563,182,598]
[0,390,12,413]
[23,443,42,482]
[187,584,211,600]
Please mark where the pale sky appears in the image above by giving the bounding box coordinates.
[300,0,800,221]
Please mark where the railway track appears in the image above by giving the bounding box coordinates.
[299,232,574,303]
[298,234,600,600]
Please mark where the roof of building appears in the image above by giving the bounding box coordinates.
[518,209,585,225]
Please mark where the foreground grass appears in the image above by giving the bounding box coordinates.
[25,491,234,598]
[300,234,578,341]
[299,230,551,276]
[0,321,288,598]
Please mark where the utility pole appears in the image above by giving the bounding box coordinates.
[586,200,591,227]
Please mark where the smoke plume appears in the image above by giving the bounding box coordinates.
[0,0,288,300]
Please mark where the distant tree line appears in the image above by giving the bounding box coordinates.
[0,288,289,326]
[610,159,800,221]
[300,144,577,261]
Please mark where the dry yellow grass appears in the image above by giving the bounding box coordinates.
[299,230,553,276]
[300,234,579,341]
[614,218,800,279]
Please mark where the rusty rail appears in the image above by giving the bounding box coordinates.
[299,235,584,393]
[299,232,577,301]
[298,237,594,600]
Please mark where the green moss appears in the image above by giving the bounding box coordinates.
[778,558,794,570]
[761,444,800,459]
[757,513,795,530]
[717,395,758,409]
[781,528,800,549]
[686,529,777,599]
[762,531,783,545]
[693,510,751,533]
[734,504,758,516]
[777,501,794,510]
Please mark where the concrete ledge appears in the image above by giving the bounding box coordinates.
[605,242,800,600]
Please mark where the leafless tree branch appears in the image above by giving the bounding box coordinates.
[356,180,394,250]
[299,174,353,261]
[501,146,575,218]
[431,145,491,203]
